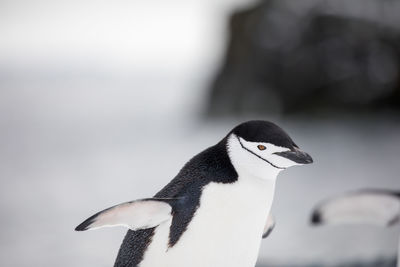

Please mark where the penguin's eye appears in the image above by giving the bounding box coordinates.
[257,145,266,151]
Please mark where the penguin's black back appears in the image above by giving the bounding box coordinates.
[114,139,238,267]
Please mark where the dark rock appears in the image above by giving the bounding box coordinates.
[207,0,400,116]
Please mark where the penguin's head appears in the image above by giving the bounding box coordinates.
[226,120,313,179]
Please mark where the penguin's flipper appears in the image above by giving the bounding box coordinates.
[262,214,275,238]
[311,190,400,227]
[75,198,173,231]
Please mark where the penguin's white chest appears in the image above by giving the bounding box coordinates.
[140,177,275,267]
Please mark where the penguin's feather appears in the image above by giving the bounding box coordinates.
[311,190,400,227]
[75,199,174,231]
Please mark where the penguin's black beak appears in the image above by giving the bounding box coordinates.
[274,148,313,164]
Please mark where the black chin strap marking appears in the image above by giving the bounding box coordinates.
[236,136,286,170]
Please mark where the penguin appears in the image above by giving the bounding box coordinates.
[76,120,313,267]
[311,189,400,227]
[311,189,400,266]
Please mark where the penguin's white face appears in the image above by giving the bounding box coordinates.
[227,134,311,180]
